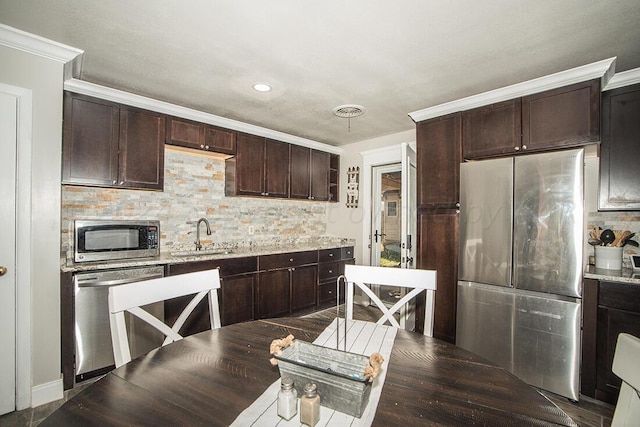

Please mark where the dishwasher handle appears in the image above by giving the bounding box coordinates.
[75,274,164,288]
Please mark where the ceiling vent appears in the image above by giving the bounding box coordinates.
[332,104,366,118]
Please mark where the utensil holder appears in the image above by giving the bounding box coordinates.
[595,246,623,270]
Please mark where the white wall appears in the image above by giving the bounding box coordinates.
[326,129,415,264]
[0,45,64,401]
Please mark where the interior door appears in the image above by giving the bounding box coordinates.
[400,143,417,329]
[401,143,417,269]
[0,91,17,415]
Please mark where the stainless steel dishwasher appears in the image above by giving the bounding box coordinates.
[74,265,165,382]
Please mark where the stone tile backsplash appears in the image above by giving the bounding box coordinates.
[61,149,328,258]
[586,211,640,267]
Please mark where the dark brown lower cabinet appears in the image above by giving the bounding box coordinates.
[582,279,640,404]
[220,274,255,326]
[417,208,459,342]
[258,269,292,318]
[257,264,318,318]
[165,257,257,336]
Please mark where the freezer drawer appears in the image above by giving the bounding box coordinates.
[456,282,581,401]
[456,281,514,371]
[513,291,581,401]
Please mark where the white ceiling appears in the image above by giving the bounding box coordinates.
[1,1,640,146]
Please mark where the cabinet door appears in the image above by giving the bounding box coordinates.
[310,150,330,201]
[416,113,462,208]
[595,281,640,404]
[599,83,640,210]
[291,264,317,312]
[235,133,266,196]
[165,116,204,150]
[258,269,291,318]
[62,92,120,186]
[264,139,290,198]
[462,99,521,159]
[119,106,165,190]
[522,79,600,151]
[220,274,255,326]
[417,208,459,342]
[204,125,236,155]
[290,145,311,199]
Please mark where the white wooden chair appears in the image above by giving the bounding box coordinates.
[612,333,640,426]
[108,269,221,367]
[342,264,437,336]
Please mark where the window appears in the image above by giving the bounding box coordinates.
[387,201,397,217]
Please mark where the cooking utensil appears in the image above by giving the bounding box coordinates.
[600,229,616,245]
[588,238,602,246]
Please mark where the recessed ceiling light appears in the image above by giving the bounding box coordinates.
[252,83,272,92]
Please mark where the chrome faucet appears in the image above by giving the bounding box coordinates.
[194,217,212,251]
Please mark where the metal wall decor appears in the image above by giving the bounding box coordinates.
[346,166,359,208]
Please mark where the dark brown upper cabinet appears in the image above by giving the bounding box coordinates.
[416,113,462,208]
[522,79,600,150]
[463,79,600,160]
[290,147,332,201]
[599,82,640,210]
[462,99,521,159]
[225,133,289,198]
[62,92,165,191]
[165,116,236,155]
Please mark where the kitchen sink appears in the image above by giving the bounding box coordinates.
[171,249,234,257]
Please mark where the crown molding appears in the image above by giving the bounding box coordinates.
[64,79,342,154]
[409,57,617,122]
[603,67,640,91]
[0,24,83,64]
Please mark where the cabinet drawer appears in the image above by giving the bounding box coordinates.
[341,246,354,260]
[319,261,340,281]
[259,250,317,270]
[319,248,341,263]
[318,282,345,304]
[599,281,640,313]
[169,256,257,277]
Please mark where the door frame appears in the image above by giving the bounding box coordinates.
[360,142,416,266]
[370,162,402,267]
[0,82,33,410]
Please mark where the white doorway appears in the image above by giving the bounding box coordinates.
[0,82,33,414]
[0,90,18,415]
[367,143,418,330]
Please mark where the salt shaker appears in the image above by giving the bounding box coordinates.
[277,377,297,420]
[300,382,320,426]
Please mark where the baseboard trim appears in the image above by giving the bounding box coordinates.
[31,377,63,408]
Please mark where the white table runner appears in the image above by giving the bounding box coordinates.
[230,319,397,427]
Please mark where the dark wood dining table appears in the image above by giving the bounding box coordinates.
[42,317,577,426]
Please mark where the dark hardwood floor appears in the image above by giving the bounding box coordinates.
[1,304,615,427]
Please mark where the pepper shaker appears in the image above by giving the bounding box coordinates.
[300,382,320,426]
[277,377,297,420]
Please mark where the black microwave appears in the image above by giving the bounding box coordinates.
[74,219,160,263]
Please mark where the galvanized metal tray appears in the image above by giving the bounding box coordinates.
[274,340,372,418]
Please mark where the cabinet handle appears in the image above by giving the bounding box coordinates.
[514,146,520,151]
[119,181,124,185]
[112,180,117,184]
[329,253,334,257]
[522,145,527,150]
[205,145,210,150]
[289,258,294,262]
[328,270,333,274]
[200,144,205,149]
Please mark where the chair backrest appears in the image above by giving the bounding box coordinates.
[108,268,221,367]
[612,333,640,426]
[342,264,437,336]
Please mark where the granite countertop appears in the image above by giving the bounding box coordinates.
[61,239,355,272]
[584,265,640,285]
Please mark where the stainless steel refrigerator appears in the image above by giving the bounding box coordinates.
[456,148,583,401]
